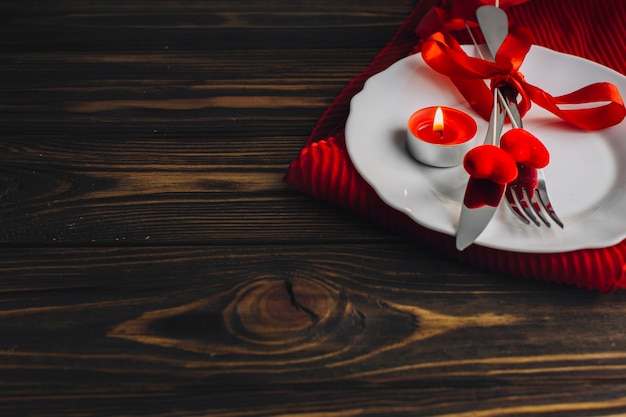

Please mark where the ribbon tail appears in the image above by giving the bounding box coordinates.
[525,82,626,131]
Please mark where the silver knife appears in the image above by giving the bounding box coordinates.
[455,6,510,251]
[455,90,505,251]
[476,5,523,125]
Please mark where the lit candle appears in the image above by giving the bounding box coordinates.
[433,106,444,138]
[406,106,477,167]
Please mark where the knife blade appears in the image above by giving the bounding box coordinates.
[455,92,505,251]
[456,198,500,251]
[476,6,507,61]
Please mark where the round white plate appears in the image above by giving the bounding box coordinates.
[345,45,626,253]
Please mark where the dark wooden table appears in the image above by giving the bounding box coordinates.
[3,1,626,415]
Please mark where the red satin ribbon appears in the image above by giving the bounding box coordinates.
[421,27,626,130]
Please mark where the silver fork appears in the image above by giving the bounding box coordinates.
[500,89,564,228]
[467,12,564,228]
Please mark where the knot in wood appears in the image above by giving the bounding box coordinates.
[224,277,338,346]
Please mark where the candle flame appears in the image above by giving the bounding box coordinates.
[433,107,444,135]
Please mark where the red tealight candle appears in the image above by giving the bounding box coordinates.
[407,106,477,167]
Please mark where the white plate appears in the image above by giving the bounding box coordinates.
[345,45,626,253]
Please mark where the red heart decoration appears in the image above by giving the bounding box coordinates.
[463,144,518,184]
[500,128,550,168]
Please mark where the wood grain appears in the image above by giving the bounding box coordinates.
[3,0,626,415]
[2,244,626,414]
[0,0,414,246]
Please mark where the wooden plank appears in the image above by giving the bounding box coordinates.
[1,245,625,383]
[0,0,414,54]
[0,156,394,245]
[3,386,626,416]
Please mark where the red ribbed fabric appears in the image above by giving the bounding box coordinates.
[284,0,626,292]
[509,0,626,75]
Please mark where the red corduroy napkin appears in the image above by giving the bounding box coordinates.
[284,0,626,292]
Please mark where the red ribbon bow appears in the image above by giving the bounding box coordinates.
[421,27,626,130]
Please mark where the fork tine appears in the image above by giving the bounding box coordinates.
[528,188,551,227]
[520,188,541,226]
[505,187,530,225]
[536,184,564,228]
